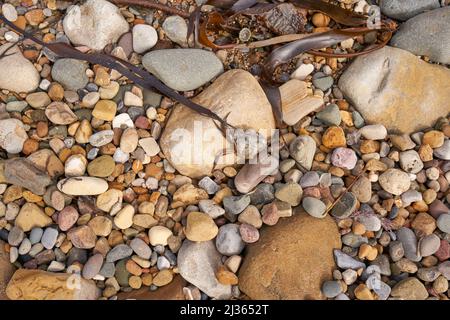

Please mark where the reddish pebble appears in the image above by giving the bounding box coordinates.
[435,239,450,261]
[57,206,79,231]
[36,121,48,137]
[429,200,450,219]
[135,116,150,129]
[261,202,279,226]
[303,187,321,199]
[239,223,259,243]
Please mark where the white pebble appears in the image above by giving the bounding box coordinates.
[146,107,157,120]
[39,79,51,91]
[4,31,19,42]
[2,3,18,22]
[9,246,18,263]
[291,63,314,80]
[148,226,173,246]
[113,113,134,129]
[132,24,158,54]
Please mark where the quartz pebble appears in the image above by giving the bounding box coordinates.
[132,24,158,53]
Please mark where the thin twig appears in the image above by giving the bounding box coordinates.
[110,0,191,18]
[325,171,365,216]
[234,34,310,49]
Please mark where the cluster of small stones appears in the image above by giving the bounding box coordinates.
[0,0,449,301]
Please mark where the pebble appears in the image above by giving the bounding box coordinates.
[113,148,130,163]
[434,139,450,160]
[399,150,423,174]
[2,3,17,22]
[87,155,115,177]
[41,228,58,249]
[299,171,319,188]
[223,195,250,215]
[198,176,220,195]
[238,223,259,243]
[391,277,428,300]
[333,250,366,270]
[46,102,79,125]
[18,238,31,255]
[132,24,158,53]
[138,137,160,157]
[114,204,135,230]
[6,101,28,113]
[67,225,97,249]
[142,49,223,91]
[289,135,316,170]
[380,0,440,20]
[64,154,87,177]
[26,92,51,109]
[390,7,450,64]
[100,262,116,278]
[178,240,232,299]
[342,269,358,285]
[63,0,129,51]
[198,200,225,219]
[359,124,387,140]
[302,197,327,218]
[88,216,112,237]
[331,192,357,219]
[92,100,117,121]
[157,256,171,270]
[312,72,333,91]
[120,128,139,153]
[0,119,28,154]
[351,176,372,203]
[438,262,450,280]
[57,177,109,196]
[419,234,441,257]
[274,182,302,206]
[9,247,18,263]
[8,226,25,246]
[130,238,152,260]
[322,126,346,149]
[396,227,421,262]
[401,190,422,206]
[185,212,219,242]
[322,280,342,298]
[216,224,245,256]
[234,155,279,194]
[356,214,381,232]
[378,169,411,195]
[3,158,51,196]
[29,228,43,244]
[0,44,40,93]
[51,59,88,90]
[437,214,450,233]
[106,244,133,263]
[331,147,358,170]
[316,104,341,126]
[342,234,368,248]
[162,15,189,47]
[82,253,104,279]
[148,226,173,246]
[291,63,314,80]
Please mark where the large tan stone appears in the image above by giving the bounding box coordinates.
[238,213,341,300]
[338,46,450,134]
[0,241,15,300]
[6,269,100,300]
[160,69,276,178]
[15,203,52,232]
